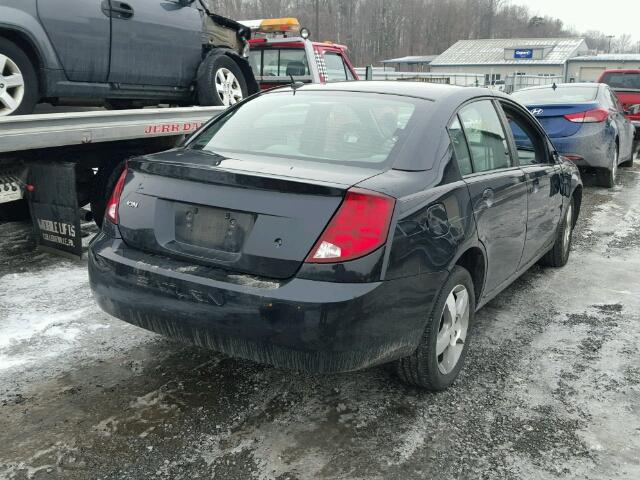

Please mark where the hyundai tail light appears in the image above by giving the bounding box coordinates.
[305,188,395,263]
[105,166,128,225]
[564,108,609,123]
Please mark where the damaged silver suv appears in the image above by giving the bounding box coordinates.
[0,0,259,115]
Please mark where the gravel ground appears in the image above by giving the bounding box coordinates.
[1,162,640,479]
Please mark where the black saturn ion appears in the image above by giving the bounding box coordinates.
[89,82,582,390]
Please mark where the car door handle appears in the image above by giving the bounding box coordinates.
[111,1,134,18]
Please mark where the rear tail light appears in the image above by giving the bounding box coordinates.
[305,188,395,263]
[564,108,609,123]
[564,154,584,161]
[105,165,128,225]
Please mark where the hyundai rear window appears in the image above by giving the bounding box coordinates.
[512,86,598,104]
[600,72,640,90]
[189,92,421,168]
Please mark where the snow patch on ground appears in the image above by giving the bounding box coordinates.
[0,263,109,372]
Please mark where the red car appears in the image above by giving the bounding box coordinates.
[598,69,640,141]
[243,18,359,90]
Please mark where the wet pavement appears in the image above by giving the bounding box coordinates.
[1,162,640,479]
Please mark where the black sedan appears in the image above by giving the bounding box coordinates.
[89,82,582,391]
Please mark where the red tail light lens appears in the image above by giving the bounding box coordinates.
[564,108,609,123]
[105,166,128,225]
[305,188,395,264]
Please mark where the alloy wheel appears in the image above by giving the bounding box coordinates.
[215,68,243,107]
[0,53,25,116]
[436,284,470,375]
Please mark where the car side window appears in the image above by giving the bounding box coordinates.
[324,52,349,82]
[458,100,511,173]
[448,116,473,176]
[501,104,549,166]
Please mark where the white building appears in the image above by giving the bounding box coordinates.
[566,54,640,82]
[430,38,589,84]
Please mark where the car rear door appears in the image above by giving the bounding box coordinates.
[499,100,563,267]
[457,99,528,295]
[37,0,110,82]
[108,0,201,87]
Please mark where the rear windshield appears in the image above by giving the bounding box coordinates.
[512,86,598,104]
[189,91,420,168]
[600,72,640,90]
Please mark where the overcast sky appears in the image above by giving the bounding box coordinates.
[515,0,640,43]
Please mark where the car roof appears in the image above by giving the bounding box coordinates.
[268,81,496,103]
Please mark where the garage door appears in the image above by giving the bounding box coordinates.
[579,67,605,82]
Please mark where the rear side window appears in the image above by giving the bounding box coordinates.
[512,86,598,104]
[448,116,473,176]
[600,72,640,90]
[501,104,548,166]
[249,49,310,77]
[189,92,422,168]
[458,100,511,173]
[324,52,351,82]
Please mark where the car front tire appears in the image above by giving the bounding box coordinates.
[539,196,574,268]
[597,141,618,188]
[394,266,475,391]
[197,53,248,107]
[0,38,38,116]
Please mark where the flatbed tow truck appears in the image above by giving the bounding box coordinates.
[0,106,224,256]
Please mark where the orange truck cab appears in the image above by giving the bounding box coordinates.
[241,17,359,89]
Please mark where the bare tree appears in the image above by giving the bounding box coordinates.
[212,0,636,65]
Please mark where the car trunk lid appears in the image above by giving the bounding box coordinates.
[526,103,599,138]
[117,150,382,279]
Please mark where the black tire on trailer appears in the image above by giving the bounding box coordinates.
[196,53,248,107]
[0,200,30,221]
[90,160,126,228]
[539,196,575,268]
[0,37,39,116]
[394,266,476,391]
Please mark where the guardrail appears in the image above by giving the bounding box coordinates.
[0,106,226,154]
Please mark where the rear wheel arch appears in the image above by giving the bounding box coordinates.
[0,28,42,91]
[454,246,485,305]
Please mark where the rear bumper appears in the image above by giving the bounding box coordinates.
[551,125,611,169]
[88,233,447,373]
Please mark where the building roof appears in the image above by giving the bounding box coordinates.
[568,54,640,62]
[380,55,438,65]
[431,37,587,66]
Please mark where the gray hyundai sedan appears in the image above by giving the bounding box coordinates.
[89,82,582,391]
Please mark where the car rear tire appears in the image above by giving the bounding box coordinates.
[597,141,618,188]
[0,38,39,116]
[539,197,574,268]
[394,266,475,391]
[197,53,248,107]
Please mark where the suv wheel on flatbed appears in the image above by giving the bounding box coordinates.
[0,38,38,116]
[197,53,247,107]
